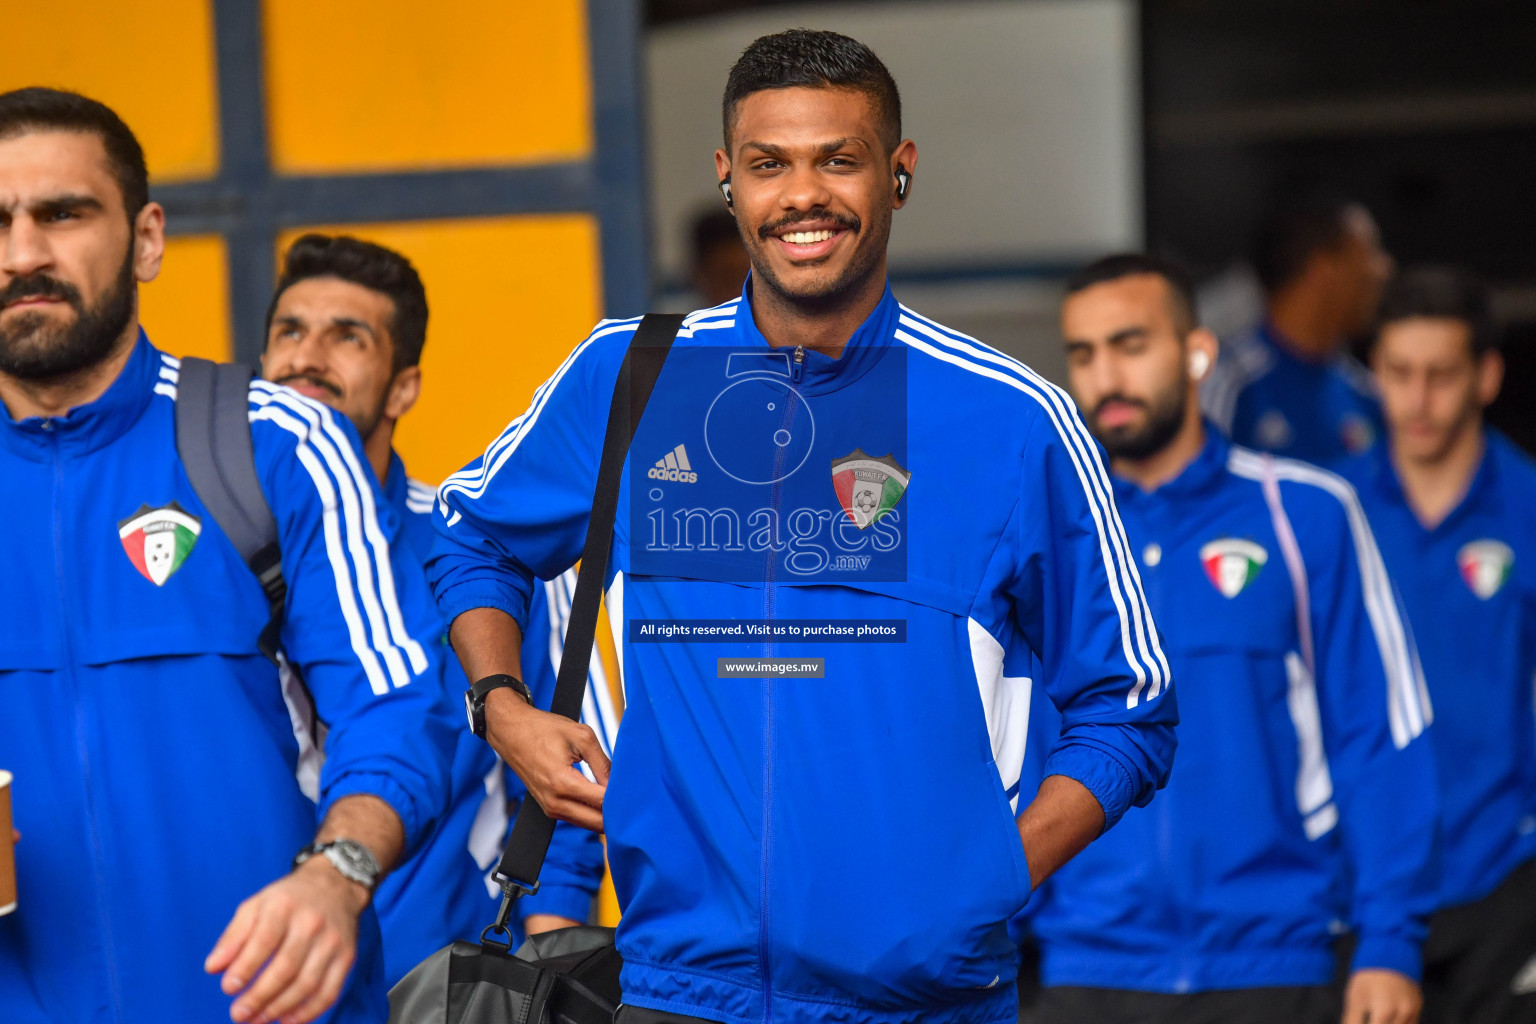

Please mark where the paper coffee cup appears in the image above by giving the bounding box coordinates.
[0,770,14,916]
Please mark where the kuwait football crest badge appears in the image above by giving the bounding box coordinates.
[1199,538,1268,598]
[118,502,201,586]
[1457,539,1513,600]
[831,449,909,529]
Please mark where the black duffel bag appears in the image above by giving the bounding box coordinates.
[387,313,681,1024]
[388,925,623,1024]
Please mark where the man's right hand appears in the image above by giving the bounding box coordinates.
[485,688,610,832]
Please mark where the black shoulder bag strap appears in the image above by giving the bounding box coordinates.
[485,312,684,938]
[174,357,288,664]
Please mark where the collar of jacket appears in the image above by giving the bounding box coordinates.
[1355,425,1505,534]
[383,448,409,513]
[0,328,159,461]
[1111,420,1233,509]
[1256,318,1342,378]
[728,273,900,397]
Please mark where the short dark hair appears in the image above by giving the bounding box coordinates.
[0,87,150,221]
[267,234,429,372]
[723,29,902,153]
[1252,190,1359,294]
[1064,253,1199,334]
[1376,265,1498,358]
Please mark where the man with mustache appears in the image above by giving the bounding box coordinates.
[1026,252,1438,1024]
[258,234,613,984]
[1339,267,1536,1024]
[429,29,1178,1024]
[0,88,458,1023]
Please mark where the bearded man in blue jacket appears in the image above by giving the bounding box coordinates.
[1028,253,1438,1024]
[0,89,458,1023]
[429,29,1178,1024]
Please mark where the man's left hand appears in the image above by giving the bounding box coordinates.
[204,857,368,1024]
[1342,968,1422,1024]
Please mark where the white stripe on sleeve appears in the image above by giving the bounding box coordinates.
[1229,449,1431,747]
[251,387,424,689]
[896,309,1170,707]
[252,383,428,676]
[439,318,643,505]
[250,405,392,695]
[544,569,621,768]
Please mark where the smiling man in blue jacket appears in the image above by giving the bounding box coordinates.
[0,89,458,1024]
[1340,267,1536,1024]
[1030,253,1439,1024]
[429,30,1177,1024]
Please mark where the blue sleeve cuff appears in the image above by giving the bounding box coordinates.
[319,772,432,854]
[436,578,533,634]
[1351,932,1423,982]
[1041,743,1136,832]
[517,883,596,924]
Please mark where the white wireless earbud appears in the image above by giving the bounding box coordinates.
[1189,349,1211,381]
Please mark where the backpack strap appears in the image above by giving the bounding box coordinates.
[174,357,288,664]
[485,312,684,936]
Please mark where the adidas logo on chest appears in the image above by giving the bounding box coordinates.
[648,444,698,484]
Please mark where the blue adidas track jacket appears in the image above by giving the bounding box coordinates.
[1027,429,1438,992]
[1341,432,1536,910]
[0,334,457,1023]
[1202,321,1384,464]
[428,282,1179,1024]
[372,457,609,986]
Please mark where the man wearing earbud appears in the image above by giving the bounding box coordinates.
[430,30,1178,1024]
[1027,253,1438,1024]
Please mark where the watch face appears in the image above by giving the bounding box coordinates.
[333,841,372,875]
[464,690,478,732]
[326,840,379,885]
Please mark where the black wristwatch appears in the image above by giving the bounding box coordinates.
[466,673,532,738]
[292,838,381,890]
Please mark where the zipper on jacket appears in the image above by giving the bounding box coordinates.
[757,377,800,1021]
[51,434,128,1019]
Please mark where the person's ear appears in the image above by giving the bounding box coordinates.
[1477,348,1504,408]
[1186,328,1219,383]
[891,140,918,209]
[133,202,166,284]
[383,365,421,421]
[714,149,732,199]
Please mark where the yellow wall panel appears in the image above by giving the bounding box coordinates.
[264,0,593,174]
[0,2,219,183]
[140,235,232,362]
[597,850,622,926]
[277,215,603,485]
